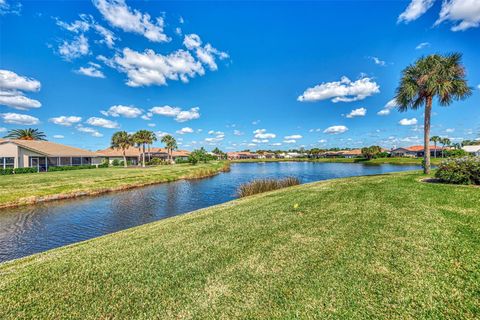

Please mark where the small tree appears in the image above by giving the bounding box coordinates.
[430,136,441,158]
[111,131,133,168]
[132,130,157,167]
[361,146,381,160]
[161,135,177,163]
[440,137,451,158]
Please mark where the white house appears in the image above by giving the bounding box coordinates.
[0,139,103,172]
[462,145,480,156]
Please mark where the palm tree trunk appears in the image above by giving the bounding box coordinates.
[123,150,127,168]
[434,142,437,158]
[423,96,432,174]
[142,144,146,167]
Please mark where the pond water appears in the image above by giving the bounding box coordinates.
[0,162,420,263]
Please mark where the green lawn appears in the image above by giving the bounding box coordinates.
[0,162,228,208]
[233,157,443,165]
[1,171,478,319]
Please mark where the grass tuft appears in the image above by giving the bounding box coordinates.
[237,176,300,197]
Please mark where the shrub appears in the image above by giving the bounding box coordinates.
[444,149,468,158]
[14,167,37,174]
[111,159,120,166]
[175,158,190,164]
[98,161,109,168]
[237,177,300,198]
[147,158,166,166]
[435,157,480,185]
[48,165,96,172]
[1,168,14,175]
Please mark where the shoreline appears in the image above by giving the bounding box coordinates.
[0,162,230,210]
[230,157,442,166]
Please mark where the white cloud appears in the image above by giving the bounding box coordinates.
[75,62,105,78]
[183,34,202,50]
[435,0,480,31]
[477,84,480,89]
[415,42,431,49]
[399,118,418,126]
[147,123,155,127]
[107,48,205,87]
[0,0,21,15]
[53,134,64,139]
[283,139,296,144]
[1,113,40,125]
[318,139,327,143]
[0,127,6,132]
[253,129,276,139]
[446,128,455,133]
[149,105,200,122]
[398,0,435,23]
[208,130,224,135]
[49,116,82,126]
[101,105,142,118]
[233,129,244,136]
[141,112,153,120]
[176,127,193,134]
[149,105,180,116]
[252,120,260,125]
[155,131,168,138]
[270,142,282,146]
[76,124,103,137]
[297,76,380,103]
[323,125,348,134]
[346,107,367,118]
[58,34,90,60]
[93,0,169,42]
[94,24,117,48]
[252,138,269,143]
[377,99,398,116]
[86,116,119,128]
[176,107,200,122]
[0,70,42,110]
[284,134,302,139]
[370,56,386,66]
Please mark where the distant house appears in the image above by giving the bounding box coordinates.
[97,147,190,164]
[462,145,480,156]
[390,145,444,158]
[0,139,103,172]
[257,152,275,159]
[226,152,259,160]
[339,149,362,158]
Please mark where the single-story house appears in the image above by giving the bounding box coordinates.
[0,139,103,172]
[390,145,444,158]
[462,145,480,156]
[97,147,190,164]
[257,152,275,159]
[226,152,259,160]
[339,149,362,158]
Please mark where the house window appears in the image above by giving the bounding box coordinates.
[60,157,71,166]
[48,157,59,167]
[72,157,82,166]
[1,157,15,169]
[82,157,91,165]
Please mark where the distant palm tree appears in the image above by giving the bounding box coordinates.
[395,53,471,174]
[440,137,451,158]
[430,136,441,158]
[133,130,157,167]
[161,135,177,163]
[111,131,133,168]
[4,128,47,140]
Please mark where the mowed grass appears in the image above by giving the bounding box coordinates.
[233,157,443,165]
[0,162,228,207]
[1,171,479,319]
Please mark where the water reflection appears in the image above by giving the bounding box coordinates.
[0,162,420,263]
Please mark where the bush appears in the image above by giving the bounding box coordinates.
[14,167,37,174]
[175,158,190,164]
[435,157,480,185]
[237,177,300,197]
[1,168,14,175]
[111,159,120,166]
[47,165,96,172]
[147,158,166,166]
[98,161,109,168]
[444,149,468,158]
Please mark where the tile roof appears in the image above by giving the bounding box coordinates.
[0,139,101,157]
[97,146,190,157]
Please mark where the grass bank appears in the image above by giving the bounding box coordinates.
[232,157,443,165]
[1,171,478,319]
[0,161,229,208]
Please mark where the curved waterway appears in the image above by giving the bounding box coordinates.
[0,162,420,263]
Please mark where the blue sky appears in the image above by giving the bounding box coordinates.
[1,0,479,151]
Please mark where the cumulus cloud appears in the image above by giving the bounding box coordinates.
[283,139,296,144]
[233,129,244,136]
[0,0,21,15]
[183,34,202,49]
[377,99,398,116]
[86,116,119,128]
[445,128,455,133]
[208,130,224,135]
[398,0,435,23]
[93,0,169,42]
[1,112,40,125]
[149,105,200,122]
[346,107,367,118]
[415,42,431,49]
[49,116,82,126]
[176,127,193,134]
[323,125,348,134]
[76,124,103,137]
[284,134,302,139]
[370,56,386,66]
[399,118,418,126]
[53,134,64,139]
[0,70,41,110]
[183,34,229,71]
[58,34,90,60]
[101,105,142,118]
[318,139,327,143]
[253,129,276,139]
[435,0,480,31]
[155,131,169,138]
[297,76,380,103]
[75,62,105,78]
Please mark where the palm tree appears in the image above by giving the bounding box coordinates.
[132,130,157,167]
[430,136,441,158]
[161,135,177,163]
[395,53,471,174]
[440,137,451,158]
[4,128,47,140]
[111,131,133,168]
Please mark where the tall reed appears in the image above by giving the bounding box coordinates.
[237,177,300,197]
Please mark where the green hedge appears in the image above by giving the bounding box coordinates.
[435,157,480,185]
[47,165,97,172]
[0,168,14,175]
[14,167,37,174]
